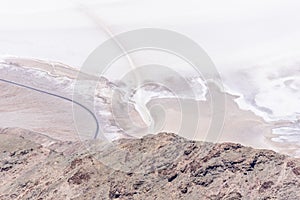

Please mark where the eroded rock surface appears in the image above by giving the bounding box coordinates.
[1,129,300,199]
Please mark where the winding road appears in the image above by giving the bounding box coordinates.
[0,78,100,139]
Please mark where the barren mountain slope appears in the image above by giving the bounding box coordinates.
[1,129,300,200]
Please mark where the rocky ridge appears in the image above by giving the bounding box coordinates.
[1,128,300,199]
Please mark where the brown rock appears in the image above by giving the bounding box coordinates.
[1,129,300,199]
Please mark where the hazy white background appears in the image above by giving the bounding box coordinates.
[1,0,300,145]
[1,0,299,70]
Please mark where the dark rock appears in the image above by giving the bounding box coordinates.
[259,181,274,193]
[68,171,91,185]
[292,167,300,176]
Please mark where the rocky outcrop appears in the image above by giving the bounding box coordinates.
[1,129,300,199]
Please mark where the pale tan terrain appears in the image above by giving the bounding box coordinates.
[0,57,298,155]
[1,58,300,199]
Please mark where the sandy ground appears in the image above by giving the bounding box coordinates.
[0,81,81,142]
[3,57,96,80]
[144,96,274,150]
[0,57,298,156]
[143,95,300,156]
[0,57,98,142]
